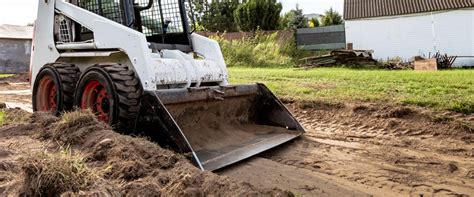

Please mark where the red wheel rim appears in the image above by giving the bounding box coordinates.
[80,80,110,123]
[36,75,58,112]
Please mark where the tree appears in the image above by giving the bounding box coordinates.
[321,7,343,26]
[234,0,282,31]
[190,0,239,32]
[279,4,307,29]
[308,18,319,28]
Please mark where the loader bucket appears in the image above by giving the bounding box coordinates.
[135,84,304,171]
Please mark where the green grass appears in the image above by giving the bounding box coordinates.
[0,74,13,78]
[213,32,319,68]
[0,111,4,125]
[229,67,474,114]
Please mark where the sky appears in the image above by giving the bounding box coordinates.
[0,0,344,26]
[280,0,344,15]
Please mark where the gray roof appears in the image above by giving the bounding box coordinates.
[344,0,474,20]
[0,24,33,40]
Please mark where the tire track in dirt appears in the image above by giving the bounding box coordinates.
[256,102,474,196]
[223,104,474,196]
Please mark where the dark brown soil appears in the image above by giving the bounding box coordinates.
[0,110,289,196]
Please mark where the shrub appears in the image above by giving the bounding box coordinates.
[213,31,311,68]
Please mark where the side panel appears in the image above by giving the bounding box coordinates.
[190,33,229,85]
[31,0,60,87]
[55,0,156,90]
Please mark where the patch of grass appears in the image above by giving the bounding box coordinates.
[0,74,13,78]
[0,109,31,126]
[51,110,104,145]
[229,67,474,114]
[213,32,318,68]
[21,147,97,195]
[0,111,4,125]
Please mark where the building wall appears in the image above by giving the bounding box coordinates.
[0,38,32,73]
[345,8,474,66]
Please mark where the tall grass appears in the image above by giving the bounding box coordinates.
[212,32,309,68]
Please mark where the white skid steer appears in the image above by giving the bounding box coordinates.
[30,0,304,171]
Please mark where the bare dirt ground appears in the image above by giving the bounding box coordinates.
[221,101,474,196]
[0,78,473,196]
[0,74,32,112]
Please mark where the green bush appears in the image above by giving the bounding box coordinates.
[233,0,282,31]
[213,32,309,68]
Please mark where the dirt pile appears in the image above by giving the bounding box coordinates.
[0,110,289,196]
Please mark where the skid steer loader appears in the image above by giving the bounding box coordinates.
[30,0,304,171]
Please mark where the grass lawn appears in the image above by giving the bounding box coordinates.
[229,67,474,114]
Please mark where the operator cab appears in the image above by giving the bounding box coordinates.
[65,0,192,52]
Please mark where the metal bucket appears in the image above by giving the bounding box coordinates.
[135,84,304,171]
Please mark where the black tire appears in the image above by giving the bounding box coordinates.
[74,63,142,133]
[32,63,80,115]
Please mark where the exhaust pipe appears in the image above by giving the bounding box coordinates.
[135,84,304,171]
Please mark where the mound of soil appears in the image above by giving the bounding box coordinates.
[0,110,289,196]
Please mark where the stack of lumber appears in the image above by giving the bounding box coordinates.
[299,50,377,69]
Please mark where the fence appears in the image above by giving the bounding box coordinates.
[296,25,346,50]
[197,30,294,42]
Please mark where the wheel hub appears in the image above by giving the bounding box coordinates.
[36,76,57,112]
[81,80,110,123]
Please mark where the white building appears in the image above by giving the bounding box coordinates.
[344,0,474,66]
